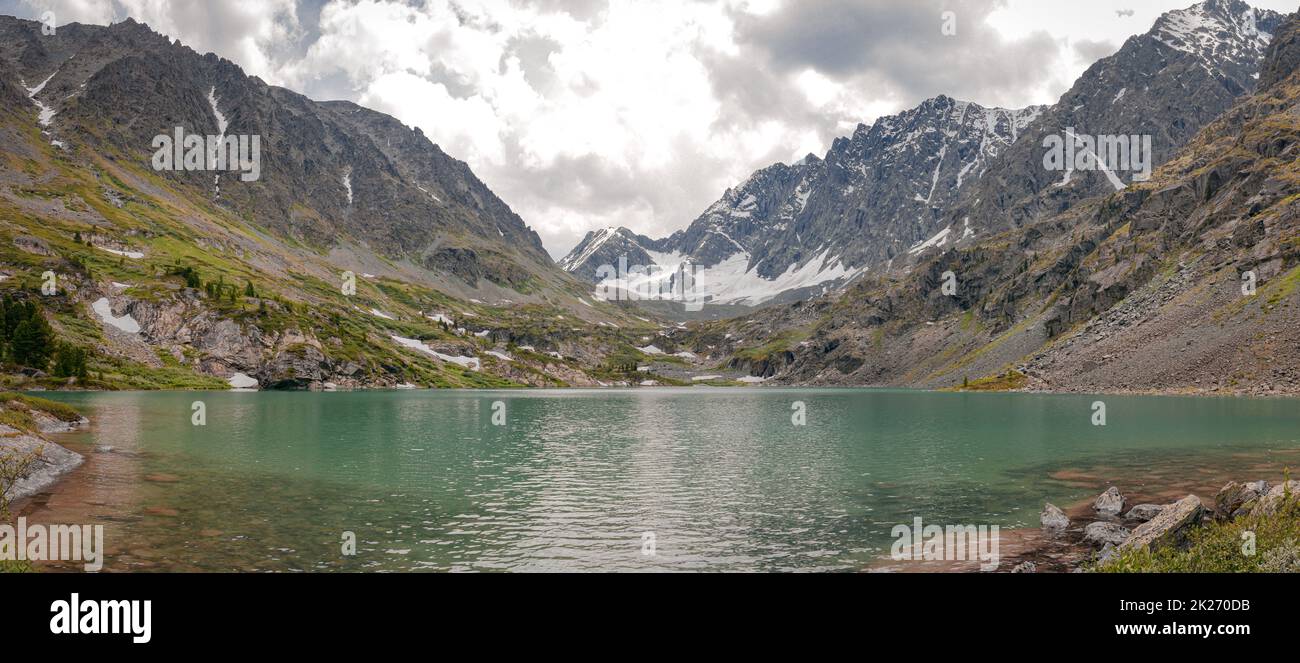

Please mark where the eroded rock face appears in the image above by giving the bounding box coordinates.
[1120,494,1205,553]
[1093,487,1125,516]
[1084,521,1131,548]
[112,291,381,390]
[1041,502,1070,530]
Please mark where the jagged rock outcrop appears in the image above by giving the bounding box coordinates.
[1120,494,1206,552]
[957,0,1283,232]
[1214,480,1270,519]
[562,97,1043,306]
[563,1,1284,315]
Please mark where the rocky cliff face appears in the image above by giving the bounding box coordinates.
[0,16,551,283]
[563,1,1284,312]
[955,0,1283,233]
[0,15,662,391]
[695,7,1300,396]
[562,97,1043,307]
[559,227,668,282]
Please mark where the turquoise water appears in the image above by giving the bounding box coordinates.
[22,389,1300,572]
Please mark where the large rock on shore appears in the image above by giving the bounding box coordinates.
[1120,495,1205,553]
[1214,480,1269,520]
[1041,502,1070,530]
[1084,521,1131,547]
[1250,481,1300,517]
[0,429,84,503]
[1092,487,1125,516]
[1124,504,1165,522]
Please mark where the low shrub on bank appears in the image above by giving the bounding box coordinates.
[1098,491,1300,573]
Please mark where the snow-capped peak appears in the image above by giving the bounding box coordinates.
[1153,0,1278,64]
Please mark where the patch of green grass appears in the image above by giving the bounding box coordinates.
[1264,264,1300,309]
[0,392,82,422]
[1097,494,1300,573]
[0,408,37,433]
[84,358,230,391]
[946,369,1027,392]
[733,329,809,362]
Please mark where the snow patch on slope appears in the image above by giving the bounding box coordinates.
[91,298,140,334]
[208,87,229,136]
[390,336,481,371]
[597,247,864,307]
[908,227,952,255]
[228,373,259,390]
[25,72,57,127]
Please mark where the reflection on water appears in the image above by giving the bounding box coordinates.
[16,389,1300,572]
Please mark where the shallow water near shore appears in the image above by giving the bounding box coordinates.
[17,388,1300,572]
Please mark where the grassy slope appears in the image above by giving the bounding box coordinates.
[0,101,668,390]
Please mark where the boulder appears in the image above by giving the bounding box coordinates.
[1084,521,1131,547]
[1250,481,1300,517]
[1040,502,1070,530]
[1120,495,1205,553]
[1092,487,1125,515]
[0,431,85,503]
[1214,480,1269,520]
[1011,561,1037,573]
[1124,504,1165,522]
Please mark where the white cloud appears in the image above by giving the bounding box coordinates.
[21,0,301,82]
[18,0,1289,259]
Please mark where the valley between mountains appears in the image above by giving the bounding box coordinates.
[1,0,1298,396]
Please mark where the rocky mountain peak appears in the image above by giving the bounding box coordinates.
[1258,9,1300,90]
[0,14,553,290]
[955,0,1284,233]
[565,2,1289,314]
[560,94,1044,309]
[1153,0,1277,65]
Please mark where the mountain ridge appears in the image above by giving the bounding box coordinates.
[562,0,1286,313]
[667,5,1300,396]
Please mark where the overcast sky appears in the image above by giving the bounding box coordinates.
[5,0,1297,258]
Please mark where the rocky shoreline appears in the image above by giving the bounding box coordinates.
[1004,479,1300,573]
[0,398,88,506]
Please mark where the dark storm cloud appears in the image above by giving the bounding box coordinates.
[728,0,1062,108]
